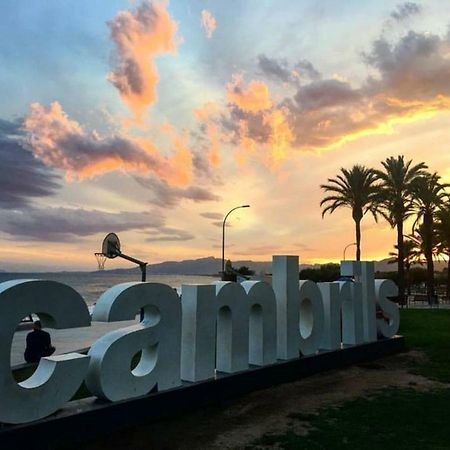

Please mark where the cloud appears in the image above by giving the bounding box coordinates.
[0,207,164,241]
[134,176,220,207]
[23,102,192,185]
[148,227,195,241]
[217,27,450,160]
[391,2,421,21]
[212,221,231,228]
[200,212,223,220]
[0,120,60,208]
[257,54,291,82]
[201,9,216,38]
[227,75,272,112]
[258,54,321,83]
[194,102,222,167]
[0,118,22,136]
[107,0,179,121]
[294,60,322,82]
[293,79,360,110]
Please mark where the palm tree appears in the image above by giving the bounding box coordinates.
[411,173,449,303]
[375,156,427,304]
[435,203,450,299]
[320,165,380,261]
[388,239,422,296]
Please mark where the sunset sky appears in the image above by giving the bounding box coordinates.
[1,0,450,271]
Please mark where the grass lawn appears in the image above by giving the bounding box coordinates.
[252,309,450,449]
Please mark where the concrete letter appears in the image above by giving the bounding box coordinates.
[298,280,325,355]
[86,282,181,401]
[272,256,300,360]
[318,281,364,350]
[0,280,90,424]
[375,279,400,338]
[215,282,249,373]
[180,284,216,382]
[242,281,277,366]
[340,261,377,342]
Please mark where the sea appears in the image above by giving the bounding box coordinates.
[0,272,219,307]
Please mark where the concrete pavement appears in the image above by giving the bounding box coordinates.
[11,319,138,367]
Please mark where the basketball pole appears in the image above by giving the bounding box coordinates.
[100,233,148,322]
[115,253,147,282]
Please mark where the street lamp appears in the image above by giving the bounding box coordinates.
[343,242,357,261]
[221,205,250,279]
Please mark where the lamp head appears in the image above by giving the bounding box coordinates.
[241,204,250,208]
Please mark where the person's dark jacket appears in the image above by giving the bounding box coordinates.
[24,329,55,363]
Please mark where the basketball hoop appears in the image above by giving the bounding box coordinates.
[102,233,121,258]
[96,232,148,321]
[94,252,107,270]
[97,232,147,280]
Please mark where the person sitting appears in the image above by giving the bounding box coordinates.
[24,320,55,363]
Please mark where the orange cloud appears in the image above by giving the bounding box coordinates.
[201,9,216,38]
[194,102,222,167]
[23,102,192,186]
[227,75,272,113]
[107,0,179,122]
[263,107,294,166]
[217,29,450,165]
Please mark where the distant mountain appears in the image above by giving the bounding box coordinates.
[2,256,446,275]
[105,256,447,276]
[105,256,274,276]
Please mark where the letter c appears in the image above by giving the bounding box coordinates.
[0,280,91,424]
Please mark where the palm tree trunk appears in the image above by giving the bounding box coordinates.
[447,254,450,300]
[405,263,411,296]
[397,221,405,305]
[424,212,435,304]
[355,219,361,261]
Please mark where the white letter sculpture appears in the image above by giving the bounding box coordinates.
[86,282,181,402]
[180,280,277,382]
[375,279,400,338]
[340,261,377,342]
[215,282,250,373]
[319,281,364,350]
[242,280,277,367]
[180,284,216,382]
[272,256,325,358]
[0,280,91,424]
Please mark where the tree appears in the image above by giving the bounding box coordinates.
[299,264,340,282]
[435,203,450,299]
[320,165,379,261]
[236,266,255,276]
[375,155,427,304]
[388,239,421,296]
[411,173,449,302]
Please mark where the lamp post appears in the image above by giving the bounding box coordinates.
[343,242,357,261]
[221,205,250,280]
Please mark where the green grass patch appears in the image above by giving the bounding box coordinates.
[255,388,450,449]
[251,309,450,449]
[399,309,450,382]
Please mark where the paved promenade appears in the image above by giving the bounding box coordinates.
[11,319,138,367]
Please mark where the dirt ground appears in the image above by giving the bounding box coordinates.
[78,351,444,450]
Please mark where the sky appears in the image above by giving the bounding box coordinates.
[0,0,450,271]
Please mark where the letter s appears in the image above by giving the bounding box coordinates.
[375,279,400,338]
